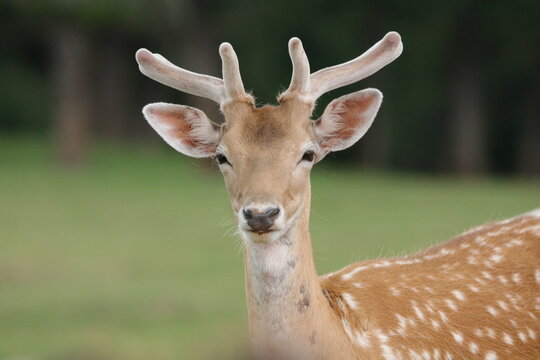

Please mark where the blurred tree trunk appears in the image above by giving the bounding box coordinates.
[517,82,540,176]
[52,24,92,166]
[442,9,488,176]
[446,59,487,175]
[94,34,132,138]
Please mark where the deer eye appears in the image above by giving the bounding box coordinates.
[301,151,316,162]
[214,153,230,166]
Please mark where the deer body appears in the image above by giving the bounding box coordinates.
[136,33,540,359]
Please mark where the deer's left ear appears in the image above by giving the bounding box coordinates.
[143,103,221,158]
[315,88,382,153]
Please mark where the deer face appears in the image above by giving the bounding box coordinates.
[218,102,316,242]
[137,33,401,243]
[143,90,382,243]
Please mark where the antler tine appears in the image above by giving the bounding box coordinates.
[309,32,403,101]
[280,37,311,100]
[135,48,225,104]
[219,43,251,103]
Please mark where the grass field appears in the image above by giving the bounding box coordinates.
[1,137,539,359]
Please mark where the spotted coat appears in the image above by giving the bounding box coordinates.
[320,214,540,360]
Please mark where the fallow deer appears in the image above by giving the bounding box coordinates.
[135,32,540,360]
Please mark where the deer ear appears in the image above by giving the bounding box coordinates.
[143,103,221,158]
[315,89,382,153]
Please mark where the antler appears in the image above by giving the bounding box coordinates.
[135,43,253,106]
[280,32,403,103]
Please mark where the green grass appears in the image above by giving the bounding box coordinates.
[1,137,539,359]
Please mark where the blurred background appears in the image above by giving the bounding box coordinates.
[1,0,539,359]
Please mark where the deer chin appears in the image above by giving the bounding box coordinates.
[241,228,286,244]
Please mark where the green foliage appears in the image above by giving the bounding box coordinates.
[1,138,538,359]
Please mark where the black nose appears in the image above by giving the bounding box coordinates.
[243,207,280,233]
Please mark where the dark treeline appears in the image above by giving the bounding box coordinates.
[1,0,539,175]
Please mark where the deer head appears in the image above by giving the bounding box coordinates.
[136,32,402,244]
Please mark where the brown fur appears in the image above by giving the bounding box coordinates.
[319,215,540,359]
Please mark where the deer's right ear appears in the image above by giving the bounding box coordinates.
[143,103,221,158]
[314,89,382,153]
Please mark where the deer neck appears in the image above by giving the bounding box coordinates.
[243,184,352,359]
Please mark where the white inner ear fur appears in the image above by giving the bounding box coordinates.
[143,102,221,158]
[315,88,383,152]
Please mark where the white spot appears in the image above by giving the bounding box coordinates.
[343,293,359,309]
[474,329,484,337]
[445,299,458,311]
[503,333,513,345]
[341,319,354,340]
[355,331,371,348]
[469,342,479,354]
[455,273,466,281]
[511,273,521,284]
[444,352,453,360]
[413,305,425,321]
[452,331,464,344]
[424,286,434,294]
[474,277,487,285]
[438,311,448,323]
[396,314,408,334]
[433,349,441,360]
[342,265,368,280]
[381,344,399,360]
[527,327,536,340]
[505,238,524,248]
[408,349,422,360]
[490,254,503,263]
[485,351,498,360]
[390,287,401,296]
[467,256,478,265]
[510,319,518,328]
[486,328,496,338]
[481,271,493,280]
[475,236,487,245]
[353,282,363,288]
[505,293,520,309]
[452,290,465,301]
[518,331,527,342]
[431,319,440,330]
[337,298,347,312]
[535,269,540,284]
[374,328,389,344]
[486,306,499,316]
[497,300,509,311]
[421,350,431,360]
[497,275,508,285]
[468,284,480,292]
